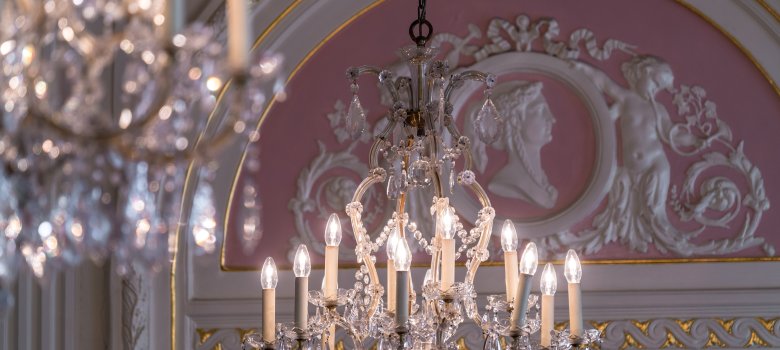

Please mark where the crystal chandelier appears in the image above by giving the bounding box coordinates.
[0,0,281,308]
[243,1,600,349]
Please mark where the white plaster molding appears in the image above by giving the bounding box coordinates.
[181,1,780,349]
[682,0,780,92]
[447,52,616,239]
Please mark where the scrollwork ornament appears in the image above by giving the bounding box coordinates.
[288,141,386,261]
[298,13,772,264]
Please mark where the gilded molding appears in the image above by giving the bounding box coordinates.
[198,317,780,349]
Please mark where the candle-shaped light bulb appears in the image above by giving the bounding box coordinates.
[440,207,456,239]
[564,249,582,283]
[394,237,412,271]
[261,257,278,289]
[325,213,342,246]
[540,263,557,295]
[500,219,518,252]
[293,244,311,277]
[323,214,340,300]
[293,245,311,333]
[386,225,399,260]
[565,249,584,338]
[261,257,278,342]
[502,220,519,302]
[519,242,539,275]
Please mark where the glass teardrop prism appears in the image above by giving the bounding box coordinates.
[346,94,367,139]
[386,171,408,199]
[473,97,503,144]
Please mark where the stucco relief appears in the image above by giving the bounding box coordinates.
[468,81,558,209]
[286,14,771,261]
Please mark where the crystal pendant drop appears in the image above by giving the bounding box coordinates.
[240,182,263,255]
[346,94,367,139]
[240,143,263,255]
[473,97,503,144]
[386,173,399,200]
[190,176,219,255]
[446,159,455,194]
[386,170,408,200]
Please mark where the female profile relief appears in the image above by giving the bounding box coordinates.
[472,81,558,209]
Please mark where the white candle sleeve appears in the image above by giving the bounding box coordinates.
[226,0,250,72]
[324,246,338,300]
[163,0,183,41]
[262,288,276,342]
[295,277,309,331]
[387,260,396,312]
[510,273,533,332]
[503,251,518,303]
[568,282,583,338]
[395,270,409,327]
[541,294,554,347]
[441,238,455,292]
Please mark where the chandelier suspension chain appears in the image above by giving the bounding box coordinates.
[409,0,432,46]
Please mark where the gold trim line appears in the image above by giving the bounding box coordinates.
[219,0,386,271]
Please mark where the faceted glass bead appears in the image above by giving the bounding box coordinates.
[346,94,367,140]
[473,97,503,144]
[409,159,431,187]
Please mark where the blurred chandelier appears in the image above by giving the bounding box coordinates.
[0,0,281,307]
[244,1,600,349]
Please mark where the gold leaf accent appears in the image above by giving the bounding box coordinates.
[716,318,735,333]
[196,328,217,344]
[590,320,610,334]
[746,330,770,347]
[620,332,645,350]
[676,319,694,335]
[554,321,569,331]
[238,328,258,340]
[705,331,727,348]
[660,331,685,348]
[758,317,777,332]
[631,320,652,336]
[456,337,468,350]
[336,339,345,350]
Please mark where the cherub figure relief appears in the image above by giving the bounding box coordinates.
[571,55,687,252]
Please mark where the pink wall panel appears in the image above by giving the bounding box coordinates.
[223,0,780,269]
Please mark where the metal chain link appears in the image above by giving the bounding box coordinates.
[409,0,432,45]
[417,0,427,24]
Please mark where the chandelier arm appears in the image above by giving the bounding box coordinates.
[333,315,365,350]
[464,181,492,284]
[347,172,386,320]
[190,78,252,151]
[443,70,491,103]
[367,119,398,170]
[440,116,476,172]
[348,65,402,107]
[26,54,174,142]
[461,184,493,329]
